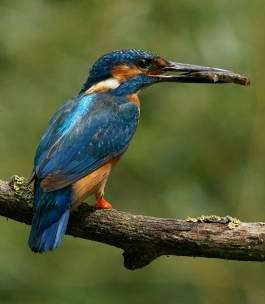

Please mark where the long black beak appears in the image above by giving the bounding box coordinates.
[156,61,250,86]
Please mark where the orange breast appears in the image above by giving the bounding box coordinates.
[128,94,141,107]
[72,157,120,204]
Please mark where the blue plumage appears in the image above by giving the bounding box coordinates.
[29,92,139,252]
[35,93,139,189]
[29,49,162,252]
[29,179,72,252]
[32,48,209,252]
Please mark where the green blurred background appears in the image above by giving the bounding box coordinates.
[0,0,264,303]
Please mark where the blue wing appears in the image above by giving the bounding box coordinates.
[34,93,139,192]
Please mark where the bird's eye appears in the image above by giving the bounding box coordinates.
[138,58,151,69]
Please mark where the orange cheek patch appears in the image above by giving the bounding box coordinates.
[112,64,141,82]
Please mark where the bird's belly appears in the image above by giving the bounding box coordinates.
[72,157,120,207]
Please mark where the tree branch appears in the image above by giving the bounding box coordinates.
[0,175,265,270]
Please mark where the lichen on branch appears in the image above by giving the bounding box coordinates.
[0,175,265,270]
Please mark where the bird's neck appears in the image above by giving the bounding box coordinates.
[81,77,143,107]
[110,80,142,107]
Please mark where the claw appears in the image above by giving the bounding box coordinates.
[95,197,112,209]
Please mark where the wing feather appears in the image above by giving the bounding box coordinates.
[34,93,139,192]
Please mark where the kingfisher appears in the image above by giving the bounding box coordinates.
[28,49,249,252]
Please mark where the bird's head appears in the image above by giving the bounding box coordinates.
[81,49,250,96]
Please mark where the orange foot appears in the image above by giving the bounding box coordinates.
[95,197,113,209]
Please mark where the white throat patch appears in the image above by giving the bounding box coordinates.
[85,78,120,94]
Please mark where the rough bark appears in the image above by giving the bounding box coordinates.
[0,175,265,270]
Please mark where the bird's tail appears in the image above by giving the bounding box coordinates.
[28,179,72,253]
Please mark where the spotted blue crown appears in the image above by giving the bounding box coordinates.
[81,49,157,92]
